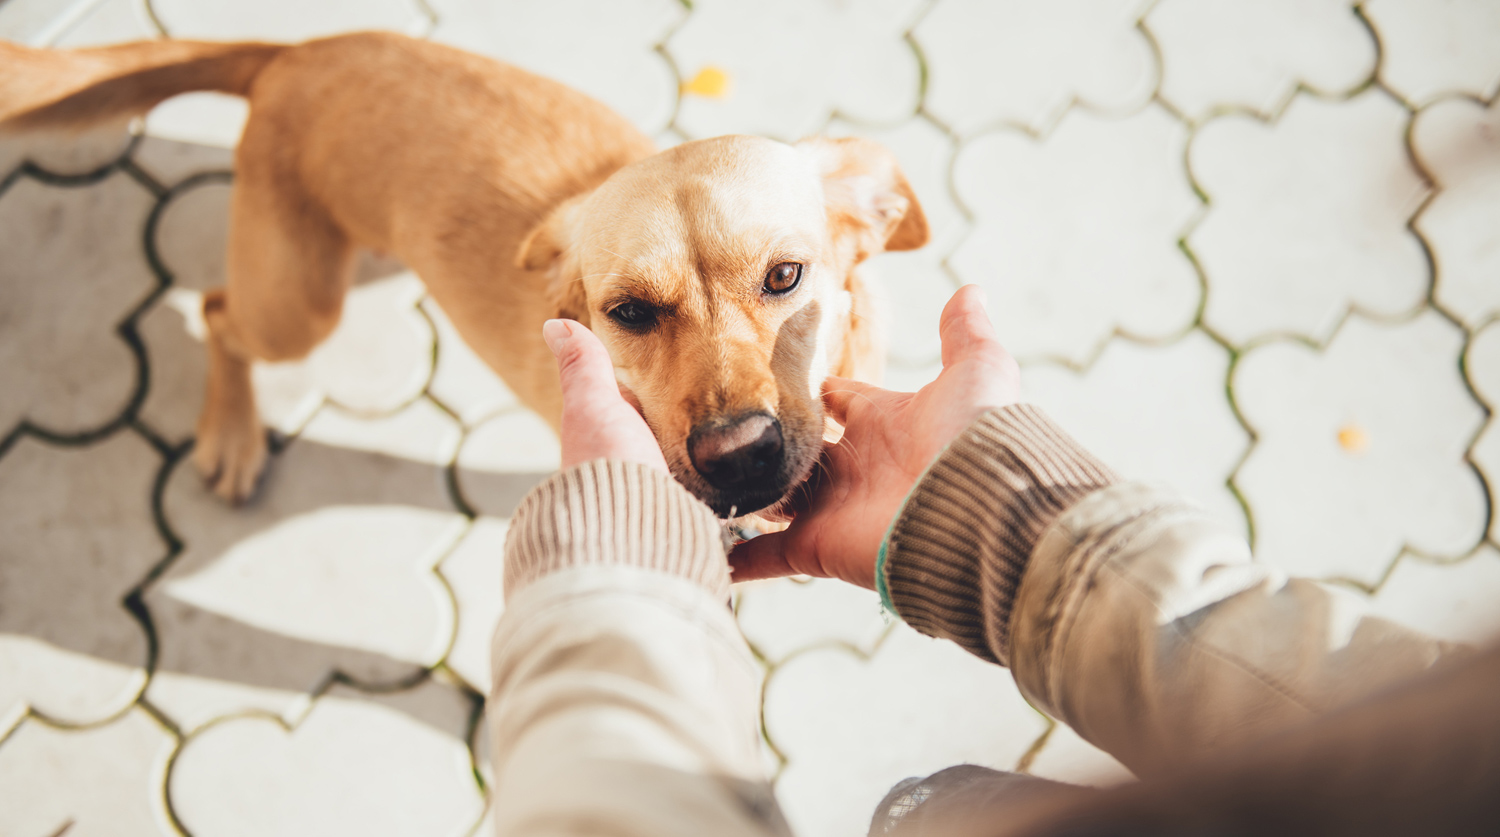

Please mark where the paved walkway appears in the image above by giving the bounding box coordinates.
[1,1,1498,835]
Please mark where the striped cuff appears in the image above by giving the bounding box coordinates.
[880,405,1118,666]
[503,460,731,602]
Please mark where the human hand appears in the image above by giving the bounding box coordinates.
[542,318,668,473]
[728,285,1020,588]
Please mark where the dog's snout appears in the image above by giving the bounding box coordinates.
[688,413,784,493]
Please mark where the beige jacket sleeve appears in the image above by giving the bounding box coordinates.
[489,460,786,837]
[881,405,1470,778]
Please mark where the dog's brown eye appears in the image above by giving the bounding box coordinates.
[608,302,656,328]
[763,262,802,295]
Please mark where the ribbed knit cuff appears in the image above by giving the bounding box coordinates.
[880,404,1118,666]
[503,460,731,602]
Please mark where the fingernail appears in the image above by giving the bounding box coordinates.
[542,319,572,355]
[974,286,990,312]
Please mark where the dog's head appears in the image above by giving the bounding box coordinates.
[519,135,927,516]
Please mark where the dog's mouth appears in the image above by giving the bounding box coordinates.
[675,410,817,517]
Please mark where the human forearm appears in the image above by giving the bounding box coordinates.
[878,404,1118,666]
[881,407,1468,776]
[491,460,783,836]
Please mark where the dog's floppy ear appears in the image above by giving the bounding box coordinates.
[797,136,929,258]
[517,196,590,325]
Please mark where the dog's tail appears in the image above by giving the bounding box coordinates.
[0,39,285,132]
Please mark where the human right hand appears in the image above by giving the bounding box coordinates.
[729,285,1021,589]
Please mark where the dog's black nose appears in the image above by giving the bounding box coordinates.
[688,413,784,493]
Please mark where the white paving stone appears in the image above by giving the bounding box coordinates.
[1365,0,1500,105]
[430,0,681,135]
[144,93,252,150]
[765,623,1047,837]
[0,173,156,436]
[734,577,888,665]
[1147,0,1375,121]
[287,272,436,416]
[0,433,160,727]
[145,431,464,730]
[1412,96,1500,327]
[1022,331,1250,535]
[1234,311,1486,586]
[667,0,923,141]
[1191,90,1430,346]
[454,409,559,517]
[150,0,428,41]
[0,710,176,837]
[171,682,482,837]
[829,116,964,368]
[1365,546,1500,645]
[298,398,462,469]
[150,175,231,292]
[0,0,77,44]
[129,137,235,189]
[423,296,520,428]
[136,290,209,447]
[1023,723,1134,788]
[51,0,157,47]
[437,517,509,691]
[0,120,134,177]
[951,105,1200,365]
[914,0,1156,136]
[1468,320,1500,546]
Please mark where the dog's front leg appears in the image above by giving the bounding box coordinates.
[193,289,268,504]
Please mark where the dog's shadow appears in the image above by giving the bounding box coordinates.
[1,130,553,747]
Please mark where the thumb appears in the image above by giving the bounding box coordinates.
[727,529,800,582]
[939,284,1005,369]
[544,318,620,416]
[544,318,668,472]
[822,376,887,424]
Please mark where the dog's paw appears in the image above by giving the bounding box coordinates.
[193,414,269,505]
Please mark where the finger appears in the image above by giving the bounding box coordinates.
[544,319,667,471]
[545,318,621,413]
[939,285,1007,369]
[822,376,886,423]
[727,530,801,582]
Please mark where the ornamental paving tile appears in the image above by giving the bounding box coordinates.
[1366,546,1500,646]
[51,0,157,47]
[735,577,889,665]
[1412,95,1500,328]
[1022,330,1250,535]
[765,623,1048,837]
[913,0,1156,136]
[1191,89,1431,346]
[144,433,463,730]
[0,432,161,727]
[951,104,1200,365]
[0,709,177,837]
[436,516,511,691]
[169,681,483,837]
[1468,320,1500,546]
[1234,311,1487,586]
[150,0,430,42]
[430,0,682,136]
[1146,0,1375,122]
[1365,0,1500,105]
[0,171,157,436]
[667,0,923,141]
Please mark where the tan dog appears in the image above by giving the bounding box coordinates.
[0,32,927,517]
